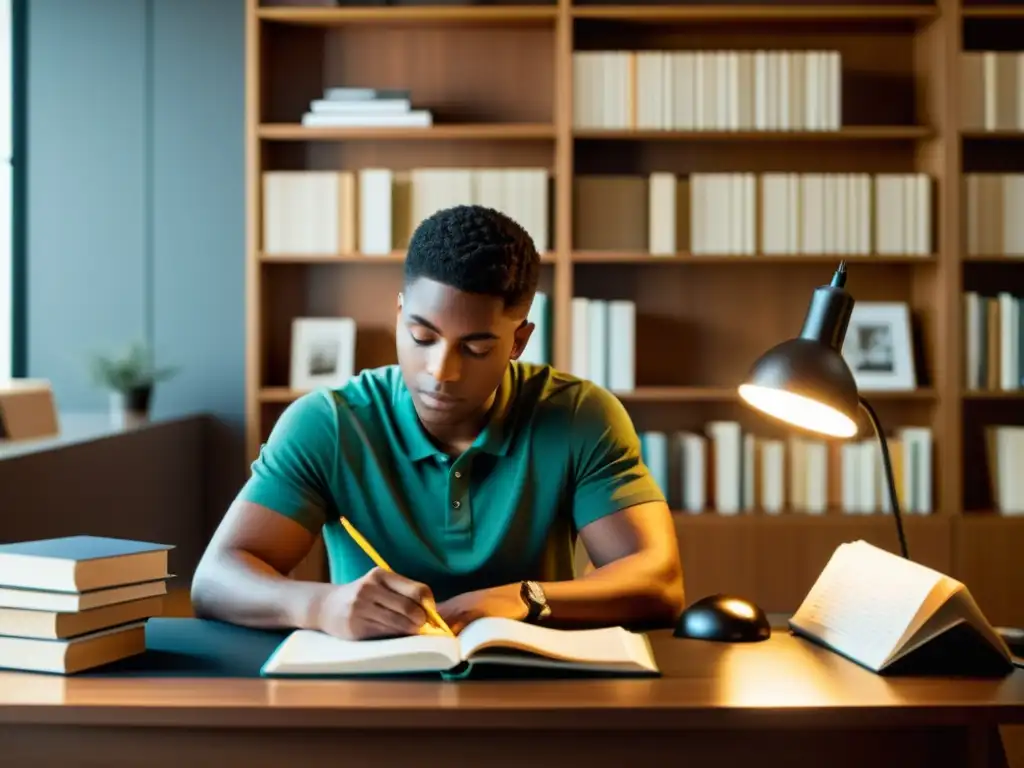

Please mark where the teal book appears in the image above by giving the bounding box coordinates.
[0,535,173,594]
[260,617,659,679]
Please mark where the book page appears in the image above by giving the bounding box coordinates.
[261,630,461,676]
[457,617,657,673]
[789,540,947,671]
[947,586,1011,660]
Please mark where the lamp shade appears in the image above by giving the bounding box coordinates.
[738,338,859,438]
[738,262,860,439]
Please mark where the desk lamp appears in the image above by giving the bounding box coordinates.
[737,261,908,559]
[736,263,1024,655]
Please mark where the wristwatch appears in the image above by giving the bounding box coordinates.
[520,580,551,623]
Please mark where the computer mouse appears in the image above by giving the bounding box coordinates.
[673,593,771,643]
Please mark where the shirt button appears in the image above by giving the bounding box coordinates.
[452,500,461,509]
[454,471,462,478]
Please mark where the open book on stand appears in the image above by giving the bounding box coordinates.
[789,540,1014,677]
[261,616,659,679]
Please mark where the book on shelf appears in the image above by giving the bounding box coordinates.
[572,172,931,258]
[984,424,1024,516]
[518,291,551,366]
[0,535,173,674]
[789,539,1014,676]
[572,49,841,132]
[301,87,433,128]
[963,289,1024,392]
[569,296,635,391]
[263,167,549,257]
[261,616,660,679]
[638,421,933,516]
[960,52,1024,133]
[963,174,1024,258]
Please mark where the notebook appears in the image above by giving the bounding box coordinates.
[789,539,1014,676]
[260,617,660,678]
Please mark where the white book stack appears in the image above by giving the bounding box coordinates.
[761,173,873,255]
[838,428,933,515]
[360,169,394,255]
[690,173,757,255]
[960,52,1024,132]
[410,168,550,253]
[0,536,172,675]
[984,425,1024,515]
[301,87,433,128]
[633,171,932,257]
[569,297,636,393]
[263,171,357,256]
[262,167,550,257]
[573,49,842,131]
[636,423,933,516]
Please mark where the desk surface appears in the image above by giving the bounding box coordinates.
[0,619,1023,731]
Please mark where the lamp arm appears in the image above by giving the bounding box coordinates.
[858,396,909,560]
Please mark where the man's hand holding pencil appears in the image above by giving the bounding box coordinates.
[310,517,454,641]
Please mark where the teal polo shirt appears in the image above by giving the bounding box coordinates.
[239,362,665,602]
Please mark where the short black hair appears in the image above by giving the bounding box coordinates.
[404,204,540,311]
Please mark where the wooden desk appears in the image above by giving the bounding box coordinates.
[0,622,1021,768]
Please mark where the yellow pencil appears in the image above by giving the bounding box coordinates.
[339,516,454,637]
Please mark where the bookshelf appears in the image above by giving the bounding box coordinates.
[245,0,1024,627]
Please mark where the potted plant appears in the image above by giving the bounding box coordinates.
[88,342,178,427]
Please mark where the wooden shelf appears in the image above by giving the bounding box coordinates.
[260,252,405,264]
[261,385,937,405]
[259,388,305,404]
[259,251,557,264]
[615,386,937,402]
[258,124,557,141]
[572,251,936,265]
[572,4,939,22]
[959,511,1024,522]
[963,390,1024,400]
[245,0,1024,626]
[961,130,1024,139]
[961,6,1024,18]
[962,254,1024,262]
[573,126,933,141]
[672,511,948,523]
[257,5,558,25]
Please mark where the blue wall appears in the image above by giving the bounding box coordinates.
[26,0,247,511]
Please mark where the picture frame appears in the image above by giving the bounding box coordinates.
[840,302,917,391]
[289,317,357,391]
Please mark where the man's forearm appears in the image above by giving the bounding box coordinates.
[190,548,332,631]
[538,551,685,628]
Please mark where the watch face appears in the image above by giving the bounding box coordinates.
[527,581,545,603]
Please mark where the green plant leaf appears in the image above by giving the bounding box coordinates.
[87,341,179,393]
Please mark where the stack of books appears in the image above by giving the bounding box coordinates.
[300,87,433,129]
[0,535,173,674]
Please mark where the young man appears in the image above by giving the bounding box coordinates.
[191,205,684,640]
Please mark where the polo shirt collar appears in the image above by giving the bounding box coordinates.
[395,364,515,462]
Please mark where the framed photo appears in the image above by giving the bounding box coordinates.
[841,302,917,391]
[289,317,357,391]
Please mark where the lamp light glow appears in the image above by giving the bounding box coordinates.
[737,383,857,438]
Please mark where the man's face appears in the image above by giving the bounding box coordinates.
[396,277,533,430]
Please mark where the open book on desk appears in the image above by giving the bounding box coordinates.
[260,617,659,679]
[789,540,1014,677]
